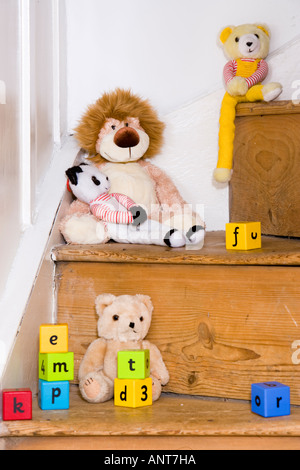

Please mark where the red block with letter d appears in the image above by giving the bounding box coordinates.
[2,389,32,421]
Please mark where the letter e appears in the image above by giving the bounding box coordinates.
[50,335,58,345]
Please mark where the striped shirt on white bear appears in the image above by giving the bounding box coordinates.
[90,193,136,224]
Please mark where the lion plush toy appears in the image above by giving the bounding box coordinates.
[60,88,205,246]
[78,293,169,403]
[214,24,283,183]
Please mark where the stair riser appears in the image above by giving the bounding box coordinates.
[56,262,300,404]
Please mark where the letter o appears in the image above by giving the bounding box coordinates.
[255,395,261,407]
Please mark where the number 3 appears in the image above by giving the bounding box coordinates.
[141,385,148,401]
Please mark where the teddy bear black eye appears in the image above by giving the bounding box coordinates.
[111,125,116,130]
[235,37,239,42]
[140,316,144,322]
[113,315,119,321]
[125,123,129,127]
[255,34,259,39]
[92,176,100,186]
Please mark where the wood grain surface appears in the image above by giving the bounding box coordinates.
[54,233,300,405]
[230,101,300,237]
[4,435,300,450]
[52,231,300,266]
[2,386,300,439]
[236,100,300,117]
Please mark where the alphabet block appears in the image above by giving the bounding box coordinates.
[226,222,261,251]
[251,382,290,418]
[2,389,32,421]
[39,352,74,382]
[38,379,70,410]
[39,324,68,353]
[114,377,152,408]
[117,349,150,379]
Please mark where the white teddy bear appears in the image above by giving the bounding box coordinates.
[64,163,187,248]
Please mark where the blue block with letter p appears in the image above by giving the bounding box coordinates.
[251,381,290,418]
[38,379,70,410]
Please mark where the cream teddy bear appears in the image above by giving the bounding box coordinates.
[214,23,282,183]
[78,293,169,403]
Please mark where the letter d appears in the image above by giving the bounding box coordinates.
[120,386,127,402]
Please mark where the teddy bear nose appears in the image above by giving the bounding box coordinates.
[114,127,140,148]
[129,322,135,329]
[246,41,253,47]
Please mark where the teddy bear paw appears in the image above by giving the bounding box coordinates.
[227,76,248,96]
[186,225,205,246]
[80,372,113,403]
[63,214,109,244]
[164,229,186,248]
[263,82,283,102]
[83,376,101,400]
[151,377,162,402]
[213,168,232,183]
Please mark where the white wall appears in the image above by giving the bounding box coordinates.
[0,0,22,295]
[0,0,75,386]
[65,0,300,230]
[30,0,56,212]
[0,0,60,296]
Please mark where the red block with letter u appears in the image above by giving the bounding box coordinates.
[2,389,32,421]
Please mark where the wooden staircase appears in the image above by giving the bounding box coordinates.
[2,231,300,450]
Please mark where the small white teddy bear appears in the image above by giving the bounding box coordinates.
[65,163,186,248]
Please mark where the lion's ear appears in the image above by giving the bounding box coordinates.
[219,26,234,44]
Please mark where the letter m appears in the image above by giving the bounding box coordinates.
[53,362,69,373]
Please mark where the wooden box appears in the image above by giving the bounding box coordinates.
[230,100,300,237]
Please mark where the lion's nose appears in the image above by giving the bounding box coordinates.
[114,127,140,148]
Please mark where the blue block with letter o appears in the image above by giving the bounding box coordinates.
[251,381,290,418]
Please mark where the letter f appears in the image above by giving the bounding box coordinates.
[232,226,239,247]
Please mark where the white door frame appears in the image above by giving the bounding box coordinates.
[0,0,76,388]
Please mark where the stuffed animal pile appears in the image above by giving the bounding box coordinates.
[214,23,282,183]
[60,88,205,247]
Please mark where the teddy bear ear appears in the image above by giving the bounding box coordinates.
[219,26,234,44]
[95,293,116,316]
[136,295,153,313]
[256,24,270,38]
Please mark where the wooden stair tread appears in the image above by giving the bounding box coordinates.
[52,231,300,266]
[2,386,300,438]
[236,100,300,117]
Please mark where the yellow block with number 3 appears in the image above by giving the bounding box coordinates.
[114,377,152,408]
